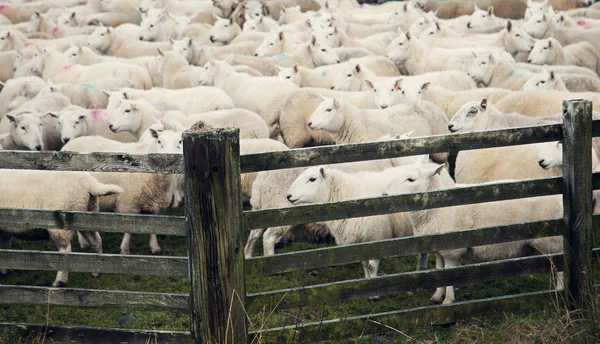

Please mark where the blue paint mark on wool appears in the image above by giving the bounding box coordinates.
[81,83,95,90]
[276,54,289,61]
[321,71,328,77]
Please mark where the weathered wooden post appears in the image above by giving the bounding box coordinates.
[183,126,247,344]
[561,99,594,312]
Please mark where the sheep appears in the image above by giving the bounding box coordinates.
[0,169,123,287]
[524,13,600,46]
[0,111,45,151]
[537,140,600,173]
[266,36,341,68]
[254,31,304,58]
[364,72,477,109]
[0,50,18,82]
[198,59,298,138]
[179,23,212,45]
[139,0,220,16]
[156,48,206,89]
[139,8,177,42]
[527,38,600,75]
[385,30,512,75]
[86,27,171,58]
[25,48,153,90]
[112,86,235,114]
[209,16,242,45]
[223,54,281,76]
[41,77,136,109]
[416,0,528,20]
[27,12,96,38]
[240,138,289,202]
[49,105,136,144]
[318,27,397,56]
[278,57,400,88]
[463,5,508,33]
[172,38,258,66]
[0,76,48,115]
[494,90,600,116]
[307,97,449,164]
[243,15,279,32]
[61,129,183,255]
[382,161,563,304]
[108,98,269,140]
[521,69,600,92]
[448,98,564,184]
[467,53,540,90]
[286,165,414,280]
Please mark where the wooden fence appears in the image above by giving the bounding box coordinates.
[0,99,597,343]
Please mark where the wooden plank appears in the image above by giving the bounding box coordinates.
[183,128,247,344]
[0,250,188,277]
[240,123,564,173]
[249,290,556,343]
[247,253,565,312]
[0,323,191,344]
[244,176,562,231]
[561,99,595,312]
[0,150,183,173]
[0,208,185,236]
[245,219,563,275]
[0,285,189,312]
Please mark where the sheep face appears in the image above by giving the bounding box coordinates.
[108,100,143,134]
[255,32,284,57]
[27,13,42,34]
[409,16,432,38]
[418,23,442,43]
[243,17,260,32]
[307,37,340,66]
[277,66,301,86]
[525,0,549,21]
[467,54,496,87]
[139,9,166,41]
[139,0,164,13]
[56,110,89,144]
[286,166,331,205]
[466,6,495,31]
[521,70,557,91]
[213,0,236,18]
[505,25,536,54]
[209,17,239,44]
[87,28,112,54]
[153,130,183,154]
[383,162,445,196]
[315,27,341,48]
[537,141,563,170]
[527,38,555,65]
[308,97,345,132]
[171,38,194,64]
[245,0,264,20]
[198,61,217,86]
[171,14,192,38]
[447,99,489,133]
[394,79,430,102]
[366,78,404,109]
[385,32,412,65]
[331,64,363,92]
[63,45,81,64]
[5,112,44,151]
[0,30,12,51]
[376,133,429,167]
[16,52,44,78]
[523,13,550,39]
[57,12,78,27]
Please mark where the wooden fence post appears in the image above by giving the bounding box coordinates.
[561,99,594,312]
[183,127,247,344]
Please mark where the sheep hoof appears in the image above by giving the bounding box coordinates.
[368,296,380,301]
[442,298,455,305]
[52,281,67,288]
[120,249,130,255]
[91,272,100,278]
[430,296,443,304]
[151,248,162,255]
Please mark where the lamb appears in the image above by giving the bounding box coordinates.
[108,98,269,140]
[266,36,341,68]
[524,13,600,46]
[494,90,600,117]
[242,15,279,32]
[467,53,539,91]
[286,165,414,280]
[112,86,235,114]
[61,129,183,255]
[198,59,298,138]
[385,30,512,75]
[86,27,171,58]
[26,48,153,89]
[0,169,123,287]
[464,6,507,33]
[382,162,563,304]
[527,38,600,75]
[521,69,600,92]
[49,105,136,144]
[448,98,564,184]
[254,31,304,58]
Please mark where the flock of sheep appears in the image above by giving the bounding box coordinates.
[1,0,599,306]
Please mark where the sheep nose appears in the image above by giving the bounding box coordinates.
[63,138,70,144]
[467,22,471,28]
[527,59,532,63]
[35,145,42,151]
[448,124,454,131]
[307,121,313,127]
[286,194,292,200]
[336,60,340,63]
[139,36,144,40]
[109,124,114,131]
[331,86,335,89]
[382,192,388,196]
[209,36,215,42]
[538,159,545,167]
[254,53,258,56]
[380,105,388,109]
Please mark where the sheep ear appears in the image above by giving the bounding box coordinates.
[35,12,41,17]
[306,44,312,53]
[550,70,556,80]
[293,64,299,73]
[471,51,477,58]
[364,80,374,90]
[122,91,130,100]
[487,6,493,15]
[70,12,76,19]
[278,31,284,41]
[102,90,111,98]
[149,128,159,139]
[480,98,488,110]
[168,37,175,44]
[421,82,430,91]
[6,114,17,123]
[229,16,235,24]
[488,53,495,64]
[354,64,361,73]
[403,2,408,11]
[311,35,316,45]
[78,46,84,55]
[435,22,441,31]
[79,114,87,120]
[434,164,445,175]
[46,112,58,119]
[187,38,193,47]
[506,20,512,32]
[0,81,4,90]
[319,166,328,178]
[543,14,548,22]
[548,40,552,48]
[394,79,402,90]
[405,31,412,40]
[333,98,341,110]
[402,129,415,137]
[157,47,165,56]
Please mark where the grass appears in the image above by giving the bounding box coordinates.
[0,209,599,343]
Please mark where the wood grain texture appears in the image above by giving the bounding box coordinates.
[244,176,563,230]
[0,322,191,344]
[561,99,594,311]
[183,128,247,344]
[0,250,188,277]
[0,150,183,173]
[0,285,189,312]
[245,219,563,275]
[0,208,185,235]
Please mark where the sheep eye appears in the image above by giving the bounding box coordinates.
[224,25,228,27]
[21,126,26,130]
[75,121,79,125]
[178,140,182,144]
[269,43,274,46]
[347,74,352,77]
[321,49,326,52]
[543,47,548,50]
[286,76,290,79]
[101,33,105,36]
[537,20,542,23]
[150,25,154,28]
[540,80,546,84]
[309,177,316,182]
[402,90,405,94]
[398,43,403,46]
[481,62,486,65]
[406,178,415,182]
[515,34,520,37]
[325,108,333,112]
[125,109,131,113]
[158,140,162,144]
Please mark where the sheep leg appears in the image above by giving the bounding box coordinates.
[245,228,266,258]
[77,231,90,249]
[431,253,446,303]
[367,259,381,300]
[120,233,132,255]
[442,258,460,305]
[49,229,73,287]
[361,261,370,279]
[556,271,564,291]
[262,227,283,256]
[80,231,103,277]
[0,232,13,275]
[149,234,161,254]
[417,253,429,271]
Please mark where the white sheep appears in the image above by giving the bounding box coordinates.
[0,169,123,286]
[521,69,600,92]
[382,162,563,304]
[41,77,136,109]
[537,140,600,173]
[0,111,45,151]
[209,16,241,44]
[0,76,48,115]
[139,8,177,42]
[494,90,600,117]
[27,12,96,38]
[524,12,600,46]
[86,27,171,58]
[156,48,206,89]
[528,38,600,75]
[240,138,289,202]
[265,35,341,68]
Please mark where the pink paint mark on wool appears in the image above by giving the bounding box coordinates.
[63,64,75,70]
[0,5,7,11]
[135,144,148,151]
[52,26,60,34]
[577,19,587,26]
[160,112,166,117]
[360,3,365,8]
[24,42,33,47]
[359,110,368,116]
[89,109,104,119]
[461,32,475,37]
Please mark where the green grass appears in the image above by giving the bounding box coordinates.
[0,208,598,343]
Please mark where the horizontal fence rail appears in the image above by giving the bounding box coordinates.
[0,250,188,277]
[0,285,189,312]
[0,208,185,235]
